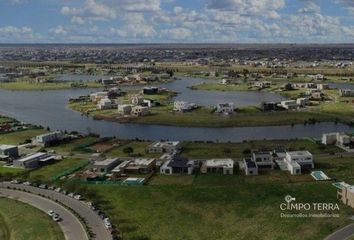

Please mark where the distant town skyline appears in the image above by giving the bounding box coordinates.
[1,0,354,43]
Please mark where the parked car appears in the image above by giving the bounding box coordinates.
[68,193,75,198]
[74,194,81,200]
[39,184,47,189]
[47,210,55,217]
[48,186,55,190]
[10,179,20,184]
[54,187,62,193]
[23,181,31,186]
[52,214,61,222]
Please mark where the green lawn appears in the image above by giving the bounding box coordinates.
[316,157,354,184]
[83,174,352,240]
[105,140,161,158]
[0,80,101,91]
[0,198,64,240]
[181,139,343,159]
[0,129,47,145]
[0,162,25,175]
[28,158,88,182]
[48,137,98,154]
[130,106,337,127]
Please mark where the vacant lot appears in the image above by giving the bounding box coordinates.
[0,129,47,145]
[85,174,351,240]
[0,198,64,240]
[28,158,88,182]
[181,139,343,159]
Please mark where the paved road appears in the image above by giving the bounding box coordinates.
[0,182,112,240]
[0,188,87,240]
[325,224,354,240]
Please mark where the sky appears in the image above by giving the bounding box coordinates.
[0,0,354,43]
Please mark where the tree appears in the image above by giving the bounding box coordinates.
[123,147,134,154]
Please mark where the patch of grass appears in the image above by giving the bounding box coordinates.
[106,140,160,158]
[0,197,64,240]
[181,139,343,159]
[0,162,25,175]
[0,129,47,145]
[0,80,101,91]
[315,156,354,184]
[48,137,98,154]
[28,158,88,182]
[84,179,351,240]
[131,107,336,128]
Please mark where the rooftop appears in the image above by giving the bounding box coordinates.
[94,158,120,166]
[205,159,234,168]
[0,144,17,150]
[17,152,48,162]
[287,151,312,158]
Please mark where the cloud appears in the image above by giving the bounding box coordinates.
[61,0,116,22]
[205,0,285,19]
[49,25,67,35]
[0,26,40,42]
[298,1,321,13]
[336,0,354,14]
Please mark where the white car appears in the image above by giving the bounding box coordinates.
[47,210,55,217]
[105,222,112,229]
[23,181,31,186]
[52,214,61,222]
[10,179,19,184]
[68,193,75,198]
[54,187,61,193]
[74,195,81,200]
[48,186,55,190]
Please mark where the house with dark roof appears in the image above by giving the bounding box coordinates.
[160,156,195,175]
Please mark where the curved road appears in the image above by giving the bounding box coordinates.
[0,188,87,240]
[0,182,111,240]
[325,224,354,240]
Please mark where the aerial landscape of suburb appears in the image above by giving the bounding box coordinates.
[1,1,354,240]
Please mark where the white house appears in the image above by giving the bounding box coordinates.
[243,159,258,176]
[284,151,314,175]
[32,131,63,146]
[118,104,132,115]
[131,106,150,116]
[148,141,181,154]
[251,151,274,170]
[322,133,338,145]
[173,101,197,112]
[280,100,299,110]
[200,159,234,175]
[216,103,234,114]
[13,152,55,169]
[97,98,112,110]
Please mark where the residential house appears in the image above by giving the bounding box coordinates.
[216,103,234,114]
[251,151,274,170]
[173,101,197,112]
[32,131,63,147]
[280,100,299,110]
[284,151,314,175]
[338,186,354,208]
[339,89,354,97]
[296,97,309,107]
[243,159,258,176]
[0,145,19,161]
[13,152,55,169]
[200,159,234,175]
[148,141,181,154]
[131,106,150,116]
[93,158,122,173]
[160,156,195,175]
[118,104,132,115]
[112,158,156,175]
[97,98,112,110]
[143,87,159,95]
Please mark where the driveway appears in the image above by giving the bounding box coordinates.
[0,188,87,240]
